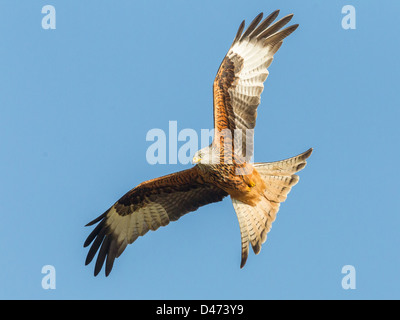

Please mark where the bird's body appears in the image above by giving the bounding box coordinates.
[195,157,264,206]
[84,10,312,276]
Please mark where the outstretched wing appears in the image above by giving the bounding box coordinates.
[213,11,298,161]
[84,167,228,276]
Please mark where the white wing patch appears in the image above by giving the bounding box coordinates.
[105,202,170,257]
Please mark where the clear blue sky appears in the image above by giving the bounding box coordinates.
[1,0,399,299]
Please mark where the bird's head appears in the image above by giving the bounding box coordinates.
[192,146,220,166]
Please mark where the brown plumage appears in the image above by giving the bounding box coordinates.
[84,11,312,276]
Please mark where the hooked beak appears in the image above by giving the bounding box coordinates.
[192,156,201,164]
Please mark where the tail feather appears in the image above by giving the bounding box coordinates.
[232,148,312,268]
[254,148,312,175]
[232,199,260,268]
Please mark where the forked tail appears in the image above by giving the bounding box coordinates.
[232,148,312,268]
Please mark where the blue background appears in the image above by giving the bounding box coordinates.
[1,0,399,299]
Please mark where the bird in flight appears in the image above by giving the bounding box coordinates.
[84,10,312,276]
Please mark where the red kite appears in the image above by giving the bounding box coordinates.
[84,10,312,276]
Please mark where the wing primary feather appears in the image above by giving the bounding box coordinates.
[105,239,118,277]
[240,12,263,40]
[256,14,294,40]
[94,236,111,276]
[232,20,245,46]
[84,219,105,248]
[248,10,280,39]
[85,227,107,266]
[85,209,109,227]
[263,24,299,46]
